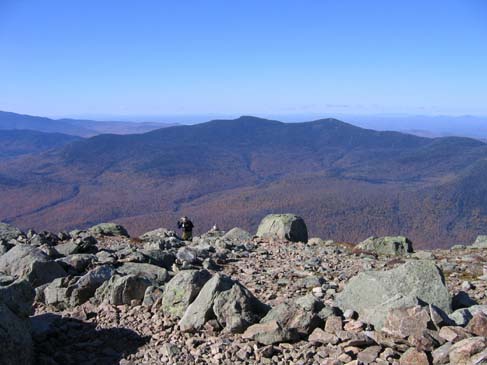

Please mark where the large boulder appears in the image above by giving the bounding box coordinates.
[95,274,151,305]
[176,247,200,264]
[89,223,129,237]
[41,265,114,309]
[0,245,66,287]
[69,265,114,306]
[115,262,169,285]
[213,282,269,333]
[139,249,176,270]
[259,294,323,338]
[472,235,487,249]
[0,279,35,365]
[179,273,268,333]
[179,274,234,332]
[256,214,308,243]
[355,236,413,256]
[42,276,79,310]
[161,269,211,318]
[335,260,451,329]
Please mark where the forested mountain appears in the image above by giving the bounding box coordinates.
[0,116,486,248]
[0,129,81,158]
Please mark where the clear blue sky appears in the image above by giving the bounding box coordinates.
[1,0,486,119]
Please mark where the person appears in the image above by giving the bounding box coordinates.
[177,216,194,241]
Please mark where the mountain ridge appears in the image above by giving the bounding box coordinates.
[0,110,177,137]
[0,115,486,248]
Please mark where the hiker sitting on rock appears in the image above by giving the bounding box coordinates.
[177,216,194,241]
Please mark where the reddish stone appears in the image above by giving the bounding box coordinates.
[399,348,429,365]
[466,312,487,337]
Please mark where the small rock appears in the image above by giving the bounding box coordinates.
[308,328,339,345]
[448,337,487,364]
[399,348,429,365]
[465,312,487,336]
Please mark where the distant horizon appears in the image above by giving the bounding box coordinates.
[6,110,487,125]
[3,108,487,140]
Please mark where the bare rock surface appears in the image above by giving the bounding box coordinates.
[335,260,451,329]
[0,245,67,287]
[0,220,486,364]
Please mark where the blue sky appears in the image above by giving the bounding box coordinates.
[1,0,486,119]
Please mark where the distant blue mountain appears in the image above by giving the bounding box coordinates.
[0,111,177,137]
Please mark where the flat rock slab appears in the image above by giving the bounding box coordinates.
[336,260,451,329]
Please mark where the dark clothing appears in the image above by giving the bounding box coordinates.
[177,220,194,232]
[181,230,192,241]
[178,219,194,241]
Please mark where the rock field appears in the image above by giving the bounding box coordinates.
[1,215,487,365]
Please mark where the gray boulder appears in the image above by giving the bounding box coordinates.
[95,274,151,305]
[176,246,199,264]
[242,320,299,345]
[140,228,183,250]
[43,276,79,310]
[355,236,413,256]
[179,274,268,333]
[70,265,114,306]
[0,245,67,287]
[115,262,169,285]
[472,236,487,249]
[335,260,451,329]
[54,235,97,256]
[179,274,235,332]
[0,279,35,365]
[161,269,211,318]
[55,253,97,273]
[259,294,323,337]
[139,249,176,270]
[222,227,252,242]
[0,222,24,242]
[89,222,129,237]
[256,214,308,243]
[42,265,114,309]
[112,246,146,262]
[213,282,269,333]
[96,250,117,265]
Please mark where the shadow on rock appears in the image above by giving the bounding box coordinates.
[32,313,149,365]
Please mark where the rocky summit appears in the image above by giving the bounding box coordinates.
[1,215,487,365]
